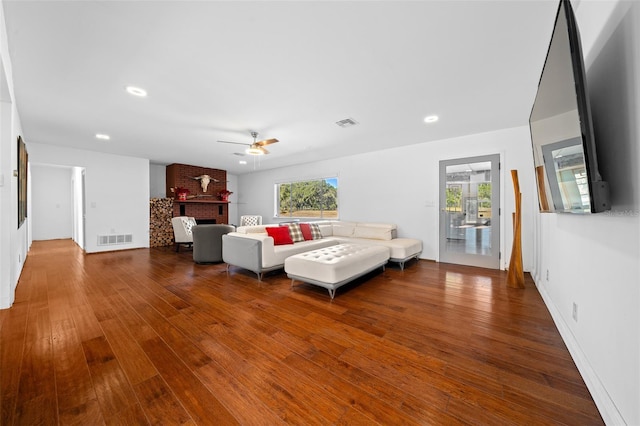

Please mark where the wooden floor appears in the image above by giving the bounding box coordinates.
[0,239,603,425]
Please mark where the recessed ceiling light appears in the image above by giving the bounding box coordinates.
[239,160,247,165]
[95,133,110,140]
[424,115,439,123]
[125,86,147,97]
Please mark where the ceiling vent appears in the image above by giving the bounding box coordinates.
[335,118,358,128]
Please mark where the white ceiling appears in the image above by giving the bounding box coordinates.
[3,0,559,175]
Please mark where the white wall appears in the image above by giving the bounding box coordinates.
[530,2,640,424]
[71,167,84,249]
[238,125,535,270]
[0,1,28,309]
[30,164,72,240]
[226,173,238,226]
[149,163,166,198]
[27,143,150,253]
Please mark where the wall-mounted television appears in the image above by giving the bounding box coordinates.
[529,0,610,213]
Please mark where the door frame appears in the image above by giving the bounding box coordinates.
[438,153,502,269]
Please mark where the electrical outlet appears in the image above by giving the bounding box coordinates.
[18,253,21,264]
[546,269,549,281]
[572,302,578,322]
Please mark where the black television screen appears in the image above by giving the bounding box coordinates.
[529,0,609,213]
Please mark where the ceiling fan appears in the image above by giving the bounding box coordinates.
[217,131,279,155]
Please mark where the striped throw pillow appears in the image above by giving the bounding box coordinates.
[310,223,323,240]
[285,223,305,243]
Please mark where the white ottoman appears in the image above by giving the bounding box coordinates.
[285,244,390,299]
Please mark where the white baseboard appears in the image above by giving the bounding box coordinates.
[533,278,626,425]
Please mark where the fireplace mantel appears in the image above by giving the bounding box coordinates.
[174,199,229,204]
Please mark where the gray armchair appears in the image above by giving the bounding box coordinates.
[192,224,236,264]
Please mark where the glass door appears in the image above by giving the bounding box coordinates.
[439,154,500,269]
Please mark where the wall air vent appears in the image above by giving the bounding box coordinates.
[97,234,133,246]
[335,117,358,128]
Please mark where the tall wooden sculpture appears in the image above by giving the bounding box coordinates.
[507,170,525,288]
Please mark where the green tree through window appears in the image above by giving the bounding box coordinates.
[277,178,338,218]
[446,185,462,212]
[478,182,492,209]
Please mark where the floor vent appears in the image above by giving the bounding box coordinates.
[97,234,133,246]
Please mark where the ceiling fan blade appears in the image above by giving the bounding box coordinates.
[256,138,279,146]
[259,146,269,154]
[217,140,249,146]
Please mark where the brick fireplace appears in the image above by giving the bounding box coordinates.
[165,163,230,224]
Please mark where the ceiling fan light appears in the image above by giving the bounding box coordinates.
[246,146,264,155]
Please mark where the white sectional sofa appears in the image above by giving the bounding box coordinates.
[222,221,422,280]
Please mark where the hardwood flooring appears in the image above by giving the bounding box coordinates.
[1,239,603,425]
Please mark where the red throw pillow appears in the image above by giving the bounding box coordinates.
[299,223,314,241]
[266,226,294,245]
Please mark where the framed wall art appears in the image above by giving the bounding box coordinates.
[17,136,27,228]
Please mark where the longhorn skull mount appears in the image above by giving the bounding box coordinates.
[188,175,228,192]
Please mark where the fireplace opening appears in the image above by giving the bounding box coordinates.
[196,218,217,225]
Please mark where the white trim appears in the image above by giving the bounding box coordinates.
[437,153,501,270]
[534,278,625,425]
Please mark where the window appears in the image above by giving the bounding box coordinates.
[446,184,462,212]
[276,178,338,219]
[477,182,492,218]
